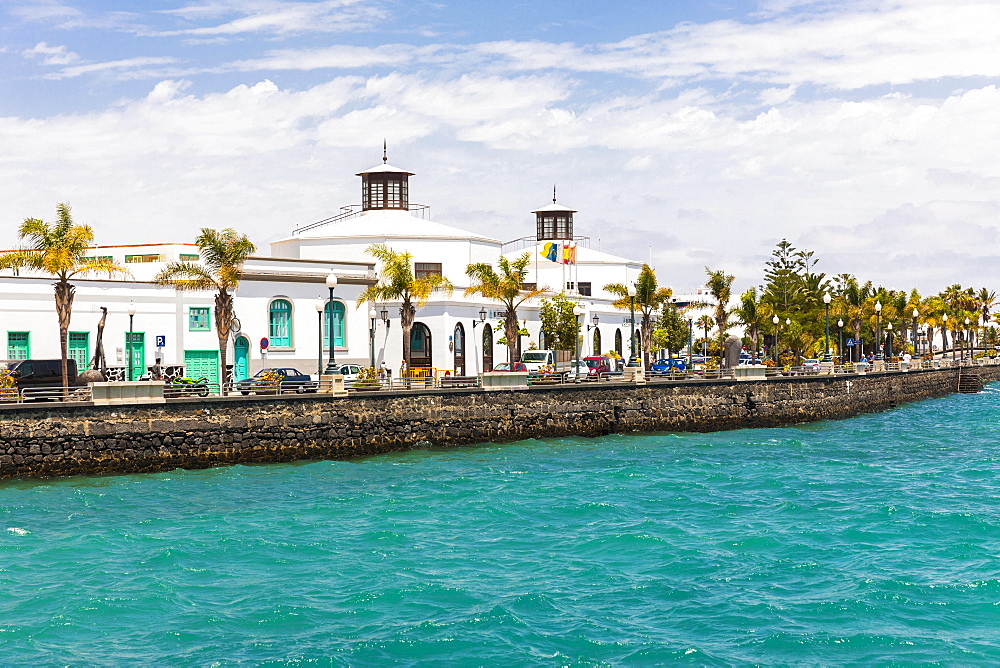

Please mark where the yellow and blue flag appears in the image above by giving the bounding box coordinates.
[540,242,560,262]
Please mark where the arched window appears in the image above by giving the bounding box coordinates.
[615,329,623,357]
[483,323,494,372]
[593,328,601,356]
[323,301,346,349]
[269,299,292,348]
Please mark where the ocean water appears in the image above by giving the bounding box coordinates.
[3,387,1000,665]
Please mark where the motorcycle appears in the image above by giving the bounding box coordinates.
[166,375,210,398]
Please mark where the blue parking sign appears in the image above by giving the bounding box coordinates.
[156,335,166,347]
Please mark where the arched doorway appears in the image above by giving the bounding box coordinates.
[482,324,494,372]
[410,322,432,369]
[234,336,250,381]
[615,329,623,357]
[592,328,601,357]
[453,323,466,376]
[634,331,643,364]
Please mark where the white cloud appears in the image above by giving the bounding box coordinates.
[47,56,179,80]
[21,41,80,65]
[156,0,386,37]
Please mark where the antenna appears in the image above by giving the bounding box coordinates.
[553,184,557,203]
[383,139,387,164]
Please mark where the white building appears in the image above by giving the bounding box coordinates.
[1,153,656,384]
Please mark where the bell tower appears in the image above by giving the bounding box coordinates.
[533,186,576,241]
[357,142,413,211]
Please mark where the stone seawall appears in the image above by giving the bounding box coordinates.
[2,366,998,480]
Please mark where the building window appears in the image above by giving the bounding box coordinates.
[536,213,573,240]
[125,254,162,263]
[578,282,592,296]
[7,331,29,360]
[69,331,89,368]
[566,282,575,291]
[363,174,409,210]
[83,255,114,263]
[269,299,292,348]
[521,282,537,292]
[323,301,346,348]
[189,307,211,331]
[415,263,442,280]
[180,254,199,262]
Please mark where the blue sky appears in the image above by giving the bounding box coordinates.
[2,0,1000,294]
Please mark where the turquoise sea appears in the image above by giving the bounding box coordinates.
[3,386,1000,665]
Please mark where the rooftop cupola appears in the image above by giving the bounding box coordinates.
[357,142,413,211]
[533,186,576,241]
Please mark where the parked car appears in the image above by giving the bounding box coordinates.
[649,358,686,375]
[492,362,528,372]
[336,364,363,383]
[800,359,821,373]
[6,359,78,397]
[236,367,317,394]
[582,356,613,379]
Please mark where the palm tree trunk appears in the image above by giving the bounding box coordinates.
[641,312,652,368]
[215,291,233,396]
[54,281,75,394]
[401,300,414,371]
[506,307,518,365]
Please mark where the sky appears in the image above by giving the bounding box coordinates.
[2,0,999,297]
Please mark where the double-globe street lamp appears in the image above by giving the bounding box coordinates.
[369,307,377,368]
[838,319,844,364]
[772,314,780,359]
[875,301,883,361]
[823,293,832,362]
[912,308,919,358]
[323,272,338,375]
[127,300,136,381]
[942,313,950,361]
[886,322,893,359]
[314,297,325,376]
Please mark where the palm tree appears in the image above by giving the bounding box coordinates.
[703,267,736,365]
[465,253,547,365]
[154,228,256,394]
[0,203,128,390]
[604,264,672,367]
[732,287,771,363]
[359,244,453,368]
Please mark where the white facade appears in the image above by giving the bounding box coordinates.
[1,156,660,380]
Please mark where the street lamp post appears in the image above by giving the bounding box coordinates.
[838,319,844,365]
[965,317,971,362]
[823,293,832,362]
[874,301,883,360]
[369,308,377,368]
[587,314,600,357]
[323,272,338,375]
[380,306,390,330]
[314,297,325,376]
[772,314,780,361]
[627,284,638,367]
[127,300,136,381]
[912,308,919,358]
[942,313,950,361]
[886,322,893,359]
[573,304,584,382]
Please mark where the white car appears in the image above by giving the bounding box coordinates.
[337,364,363,383]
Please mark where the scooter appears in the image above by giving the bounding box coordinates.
[167,375,210,397]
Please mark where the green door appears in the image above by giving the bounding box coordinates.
[234,337,249,381]
[126,332,145,380]
[69,332,89,370]
[184,350,219,388]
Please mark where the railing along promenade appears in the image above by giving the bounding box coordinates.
[2,357,997,406]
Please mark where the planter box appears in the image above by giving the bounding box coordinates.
[90,381,166,406]
[482,372,529,390]
[734,365,767,381]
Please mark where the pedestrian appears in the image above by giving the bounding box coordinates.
[151,357,163,380]
[380,361,389,380]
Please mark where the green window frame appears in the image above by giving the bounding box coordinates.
[6,332,29,360]
[269,299,292,348]
[179,254,199,262]
[68,331,90,368]
[323,301,346,349]
[189,307,211,331]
